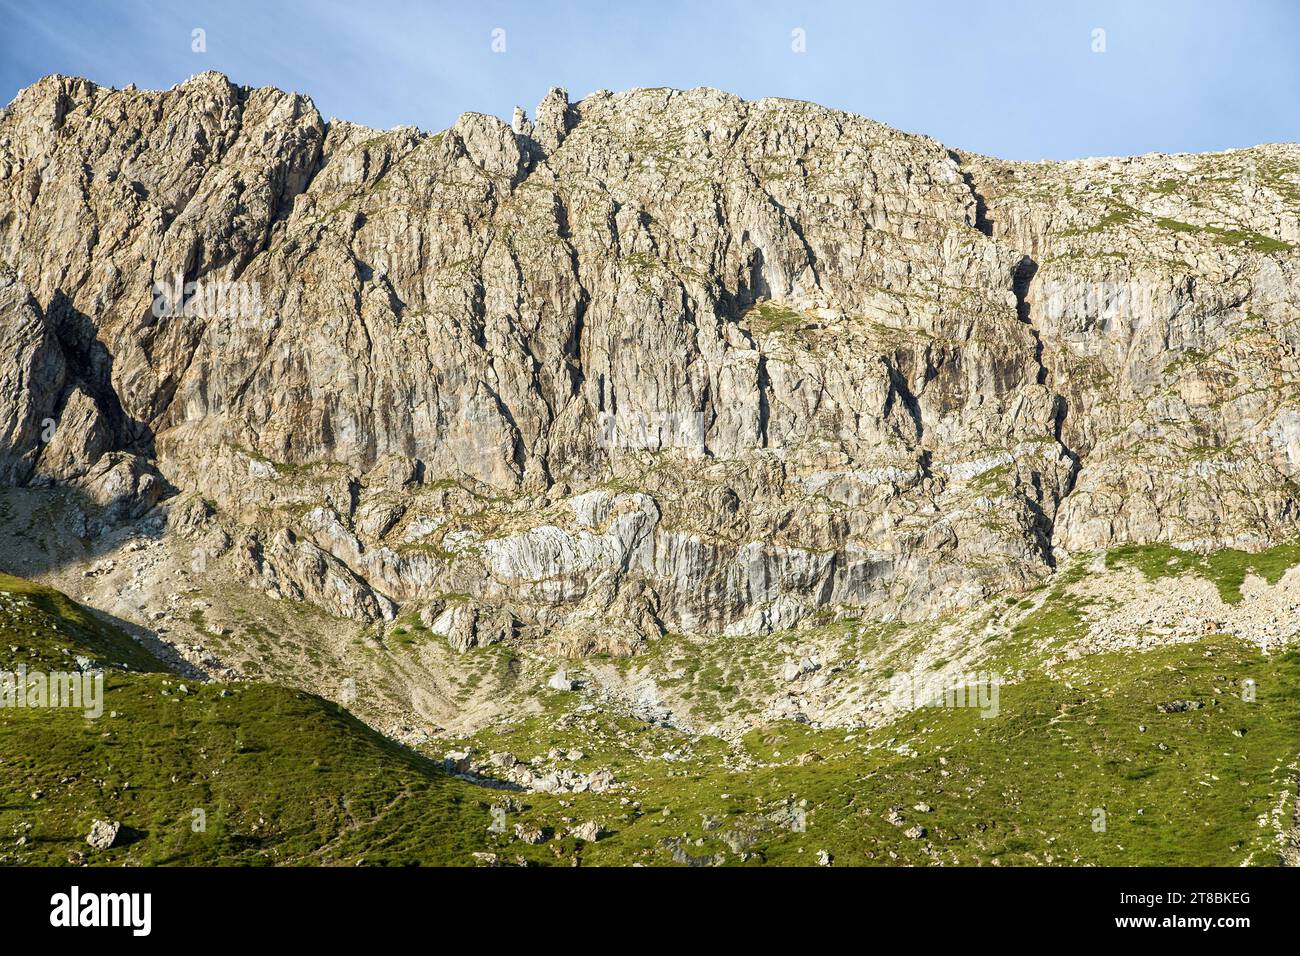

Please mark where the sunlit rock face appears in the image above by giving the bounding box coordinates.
[1,72,1297,644]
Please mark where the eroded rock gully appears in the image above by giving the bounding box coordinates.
[1,72,1298,656]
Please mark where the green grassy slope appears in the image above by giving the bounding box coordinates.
[0,574,497,866]
[2,565,1297,867]
[449,634,1300,866]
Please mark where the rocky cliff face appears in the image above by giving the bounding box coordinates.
[1,72,1297,651]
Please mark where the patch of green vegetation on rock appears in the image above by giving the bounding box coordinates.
[1163,347,1212,376]
[1105,539,1300,604]
[1063,198,1293,256]
[1153,216,1294,255]
[747,301,808,334]
[964,461,1014,495]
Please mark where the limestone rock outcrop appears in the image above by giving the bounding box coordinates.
[0,266,65,483]
[0,73,1296,648]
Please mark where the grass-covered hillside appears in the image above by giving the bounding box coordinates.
[0,573,496,866]
[1,565,1297,866]
[445,632,1299,866]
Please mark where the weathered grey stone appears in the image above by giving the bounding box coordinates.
[0,268,65,484]
[86,819,120,850]
[569,820,603,842]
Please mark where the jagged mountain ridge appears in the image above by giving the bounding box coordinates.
[1,71,1299,650]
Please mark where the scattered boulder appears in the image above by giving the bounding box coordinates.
[514,824,547,845]
[721,828,760,853]
[442,750,472,773]
[489,751,518,770]
[781,657,820,682]
[86,819,120,850]
[569,821,604,842]
[1156,699,1204,714]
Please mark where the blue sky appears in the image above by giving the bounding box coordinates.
[1,0,1296,160]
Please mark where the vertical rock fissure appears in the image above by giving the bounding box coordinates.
[953,157,993,237]
[1012,253,1081,555]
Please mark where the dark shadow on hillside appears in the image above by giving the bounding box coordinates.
[0,484,205,678]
